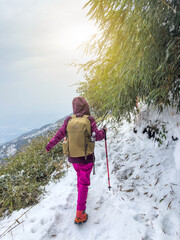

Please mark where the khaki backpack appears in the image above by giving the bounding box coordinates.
[63,115,95,158]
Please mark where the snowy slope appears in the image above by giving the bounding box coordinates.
[0,106,180,240]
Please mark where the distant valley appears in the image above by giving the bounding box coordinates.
[0,116,67,162]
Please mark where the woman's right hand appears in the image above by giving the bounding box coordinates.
[103,125,107,132]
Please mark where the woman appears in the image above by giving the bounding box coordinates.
[46,96,106,225]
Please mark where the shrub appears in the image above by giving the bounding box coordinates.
[0,133,65,218]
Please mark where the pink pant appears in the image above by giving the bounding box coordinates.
[72,163,93,211]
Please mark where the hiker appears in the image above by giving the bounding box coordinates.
[45,96,106,225]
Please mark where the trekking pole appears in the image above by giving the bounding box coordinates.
[103,125,111,191]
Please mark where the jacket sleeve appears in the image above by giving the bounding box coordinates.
[88,117,105,141]
[45,116,71,151]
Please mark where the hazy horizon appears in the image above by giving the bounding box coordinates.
[0,111,71,145]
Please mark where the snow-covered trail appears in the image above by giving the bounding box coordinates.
[0,107,180,240]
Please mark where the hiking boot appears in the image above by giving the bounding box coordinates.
[74,210,88,225]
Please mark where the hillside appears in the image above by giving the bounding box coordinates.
[0,105,180,240]
[0,117,67,162]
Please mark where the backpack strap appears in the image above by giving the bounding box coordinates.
[82,115,89,119]
[82,115,91,160]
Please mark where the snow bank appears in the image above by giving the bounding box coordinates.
[0,105,180,240]
[174,140,180,170]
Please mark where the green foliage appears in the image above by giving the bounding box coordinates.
[78,0,180,121]
[143,120,168,146]
[157,122,168,146]
[0,133,65,218]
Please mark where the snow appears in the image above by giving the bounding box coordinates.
[6,144,17,157]
[0,105,180,240]
[174,140,180,170]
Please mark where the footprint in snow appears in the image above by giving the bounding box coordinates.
[49,206,56,210]
[117,167,134,181]
[40,213,61,240]
[133,212,159,225]
[66,192,76,203]
[143,233,153,240]
[31,225,38,233]
[40,218,45,225]
[30,217,36,223]
[100,152,105,159]
[133,214,145,223]
[161,215,174,236]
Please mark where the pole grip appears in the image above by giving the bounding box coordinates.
[103,124,107,140]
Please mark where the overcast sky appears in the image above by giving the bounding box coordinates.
[0,0,97,144]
